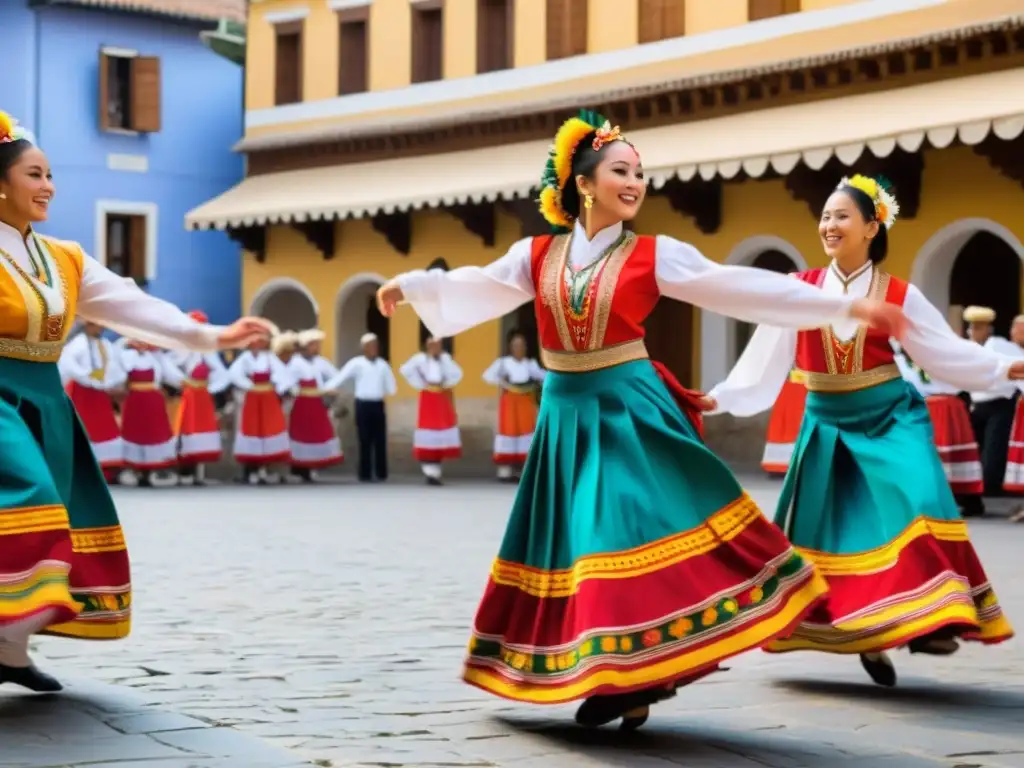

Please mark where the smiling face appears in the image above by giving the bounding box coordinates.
[577,142,646,225]
[819,190,878,267]
[0,146,54,228]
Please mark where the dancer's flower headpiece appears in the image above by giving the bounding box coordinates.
[538,109,631,233]
[838,174,900,230]
[0,111,33,145]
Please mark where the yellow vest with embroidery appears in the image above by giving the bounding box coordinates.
[0,236,84,363]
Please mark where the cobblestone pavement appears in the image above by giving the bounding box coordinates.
[18,478,1024,767]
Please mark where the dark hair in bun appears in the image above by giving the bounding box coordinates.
[0,139,32,181]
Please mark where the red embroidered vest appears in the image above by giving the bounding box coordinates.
[793,267,908,389]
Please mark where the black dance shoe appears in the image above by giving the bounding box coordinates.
[0,663,63,693]
[619,705,649,731]
[859,652,896,687]
[575,686,676,728]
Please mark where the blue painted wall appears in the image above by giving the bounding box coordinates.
[0,2,242,325]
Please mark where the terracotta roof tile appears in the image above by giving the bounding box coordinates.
[52,0,246,23]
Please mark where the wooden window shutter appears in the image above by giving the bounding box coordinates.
[546,0,576,60]
[663,0,685,39]
[568,0,587,57]
[98,50,112,130]
[749,0,795,21]
[411,4,443,83]
[338,11,369,95]
[275,23,303,105]
[129,56,161,133]
[638,0,664,43]
[128,215,148,283]
[477,0,511,73]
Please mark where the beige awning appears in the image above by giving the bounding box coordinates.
[187,69,1024,230]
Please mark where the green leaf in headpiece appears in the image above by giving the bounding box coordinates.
[578,108,607,129]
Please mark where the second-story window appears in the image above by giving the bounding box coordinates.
[748,0,800,21]
[546,0,587,61]
[639,0,685,43]
[98,47,161,133]
[338,7,369,95]
[104,212,149,285]
[274,21,303,105]
[412,0,444,83]
[477,0,512,74]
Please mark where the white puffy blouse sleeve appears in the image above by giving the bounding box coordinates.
[397,238,535,339]
[708,325,798,417]
[399,354,427,391]
[443,354,463,387]
[654,237,853,328]
[76,256,223,352]
[482,358,503,386]
[901,285,1016,391]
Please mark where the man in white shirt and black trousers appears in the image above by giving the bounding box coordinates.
[964,306,1024,505]
[324,333,397,482]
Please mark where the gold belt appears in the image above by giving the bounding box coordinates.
[249,383,273,393]
[791,363,901,393]
[184,378,208,388]
[299,387,323,397]
[540,339,648,373]
[424,385,450,394]
[0,338,64,364]
[129,382,157,391]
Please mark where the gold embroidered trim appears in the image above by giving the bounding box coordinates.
[128,382,158,391]
[821,268,888,375]
[588,233,637,350]
[298,387,324,397]
[502,383,536,395]
[538,235,574,351]
[541,339,648,373]
[792,363,901,393]
[0,337,64,363]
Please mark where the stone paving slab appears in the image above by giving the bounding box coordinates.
[18,478,1024,767]
[0,676,312,768]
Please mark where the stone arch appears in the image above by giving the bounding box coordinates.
[334,272,391,363]
[248,277,319,333]
[912,218,1024,337]
[700,236,809,389]
[418,259,454,355]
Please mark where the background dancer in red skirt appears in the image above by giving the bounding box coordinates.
[169,310,231,486]
[482,331,545,482]
[894,341,985,517]
[1003,316,1024,521]
[399,336,462,485]
[286,330,343,482]
[117,338,179,487]
[227,329,293,485]
[60,322,126,481]
[761,374,807,476]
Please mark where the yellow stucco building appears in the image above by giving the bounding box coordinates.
[187,0,1024,464]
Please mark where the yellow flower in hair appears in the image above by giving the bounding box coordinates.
[551,117,599,189]
[838,174,900,230]
[845,174,878,201]
[538,185,571,228]
[0,111,16,144]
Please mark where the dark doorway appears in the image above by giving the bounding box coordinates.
[365,295,390,361]
[949,232,1021,339]
[645,300,694,388]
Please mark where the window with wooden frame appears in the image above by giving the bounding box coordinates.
[748,0,800,22]
[338,7,370,95]
[104,213,149,285]
[98,47,161,133]
[546,0,587,61]
[411,0,444,83]
[274,21,304,105]
[477,0,513,74]
[638,0,685,44]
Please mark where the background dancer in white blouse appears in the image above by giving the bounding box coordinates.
[324,333,396,482]
[963,306,1024,500]
[400,337,463,485]
[117,338,181,487]
[286,331,343,482]
[60,322,126,479]
[297,328,338,382]
[482,331,546,482]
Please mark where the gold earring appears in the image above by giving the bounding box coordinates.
[584,193,594,210]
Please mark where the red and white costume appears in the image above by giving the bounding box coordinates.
[117,343,179,471]
[761,374,807,475]
[482,355,545,478]
[286,353,343,469]
[169,349,230,465]
[1003,388,1024,493]
[227,349,292,466]
[894,345,983,496]
[399,351,463,478]
[59,331,126,470]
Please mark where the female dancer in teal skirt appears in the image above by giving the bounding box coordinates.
[374,111,908,728]
[710,174,1022,687]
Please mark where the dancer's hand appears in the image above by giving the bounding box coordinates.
[1009,361,1024,380]
[376,281,404,317]
[217,317,274,349]
[698,395,717,412]
[850,299,908,340]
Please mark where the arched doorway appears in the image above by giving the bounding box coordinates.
[249,278,318,333]
[335,273,391,363]
[912,219,1024,337]
[734,249,801,356]
[700,236,809,388]
[418,259,454,355]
